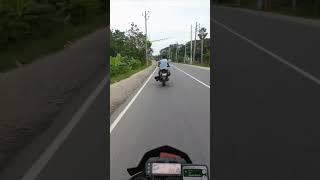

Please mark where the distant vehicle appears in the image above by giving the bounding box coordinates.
[127,145,209,180]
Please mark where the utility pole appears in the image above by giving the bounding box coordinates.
[175,44,178,62]
[190,25,193,64]
[193,22,198,63]
[198,24,204,65]
[201,34,204,64]
[184,42,187,63]
[143,11,150,65]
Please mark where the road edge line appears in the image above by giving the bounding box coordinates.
[110,67,157,133]
[21,75,108,180]
[212,18,320,86]
[172,65,210,88]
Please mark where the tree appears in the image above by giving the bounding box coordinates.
[0,0,58,45]
[110,29,128,56]
[198,27,208,64]
[0,0,106,48]
[110,23,152,65]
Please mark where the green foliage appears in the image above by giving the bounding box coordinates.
[0,15,105,72]
[110,54,143,78]
[203,52,210,64]
[57,0,101,24]
[110,54,121,77]
[130,58,142,69]
[0,0,106,48]
[198,27,208,40]
[111,23,153,65]
[160,38,210,64]
[110,23,152,78]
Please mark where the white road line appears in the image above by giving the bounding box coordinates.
[110,67,157,133]
[212,18,320,86]
[172,65,210,89]
[22,75,108,180]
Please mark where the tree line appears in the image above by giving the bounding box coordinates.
[110,23,152,79]
[111,23,152,64]
[158,27,210,65]
[0,0,107,49]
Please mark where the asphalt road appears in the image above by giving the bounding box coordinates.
[212,6,320,180]
[0,28,108,180]
[110,63,210,180]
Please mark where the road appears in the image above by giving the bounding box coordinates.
[213,6,320,180]
[0,28,108,180]
[110,63,210,180]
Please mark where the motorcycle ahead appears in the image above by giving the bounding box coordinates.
[157,69,169,86]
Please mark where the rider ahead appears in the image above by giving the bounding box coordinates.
[155,54,171,81]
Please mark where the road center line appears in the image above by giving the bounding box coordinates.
[110,67,157,133]
[22,75,108,180]
[212,18,320,86]
[172,65,210,88]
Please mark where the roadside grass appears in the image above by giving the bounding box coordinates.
[194,63,210,68]
[0,15,107,73]
[111,63,151,84]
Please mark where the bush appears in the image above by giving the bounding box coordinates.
[118,60,131,74]
[0,0,106,48]
[110,54,121,77]
[130,58,141,70]
[203,53,210,64]
[110,54,142,77]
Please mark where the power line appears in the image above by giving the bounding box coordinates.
[150,37,170,43]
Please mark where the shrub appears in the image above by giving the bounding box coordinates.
[130,58,141,69]
[110,54,143,77]
[110,54,121,77]
[118,60,131,74]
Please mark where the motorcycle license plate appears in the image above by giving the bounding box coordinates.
[162,73,167,76]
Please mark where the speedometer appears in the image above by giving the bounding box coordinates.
[151,163,181,175]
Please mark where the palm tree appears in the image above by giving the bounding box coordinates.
[198,27,208,64]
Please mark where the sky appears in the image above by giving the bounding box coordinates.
[110,0,210,55]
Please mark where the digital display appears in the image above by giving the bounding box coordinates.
[152,163,181,175]
[183,169,203,177]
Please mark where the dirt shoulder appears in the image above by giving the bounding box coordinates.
[0,28,107,171]
[110,62,156,114]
